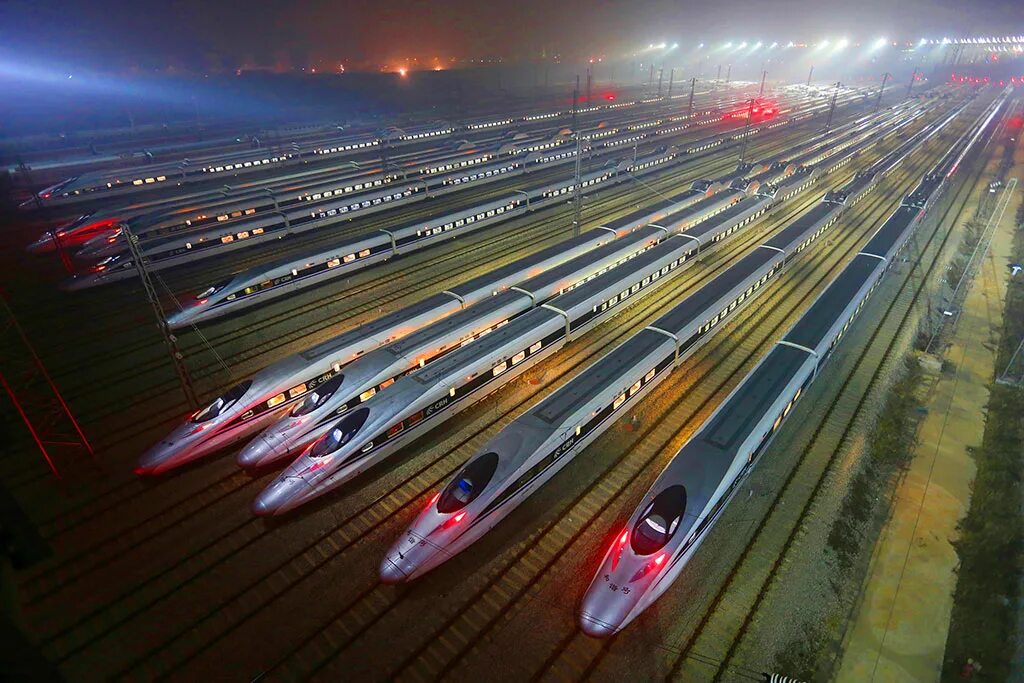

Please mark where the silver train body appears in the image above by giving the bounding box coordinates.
[248,159,829,515]
[134,228,619,474]
[61,93,831,291]
[577,95,1004,637]
[372,102,933,581]
[234,183,745,469]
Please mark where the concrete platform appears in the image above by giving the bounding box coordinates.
[834,176,1019,682]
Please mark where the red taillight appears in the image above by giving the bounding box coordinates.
[611,530,629,571]
[654,553,667,566]
[196,298,208,306]
[454,512,466,523]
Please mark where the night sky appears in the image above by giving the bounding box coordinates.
[2,0,1023,71]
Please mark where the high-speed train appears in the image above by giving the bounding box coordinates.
[62,105,772,291]
[23,140,493,254]
[138,115,810,327]
[131,106,802,473]
[133,93,866,472]
[134,228,621,474]
[248,152,835,515]
[373,100,951,584]
[230,105,910,467]
[25,90,726,209]
[234,184,745,469]
[577,96,1003,637]
[163,97,902,330]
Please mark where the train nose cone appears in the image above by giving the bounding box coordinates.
[236,433,287,469]
[251,476,308,516]
[578,610,618,639]
[378,556,410,584]
[26,234,55,254]
[135,441,180,476]
[165,308,195,330]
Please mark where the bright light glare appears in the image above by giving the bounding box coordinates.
[398,67,407,77]
[872,37,888,51]
[723,42,733,49]
[769,41,778,48]
[738,41,748,49]
[834,38,849,51]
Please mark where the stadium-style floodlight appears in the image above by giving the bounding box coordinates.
[872,37,888,51]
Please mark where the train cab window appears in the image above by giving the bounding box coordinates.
[309,407,369,458]
[191,380,253,423]
[437,451,500,513]
[195,277,233,301]
[290,373,346,417]
[631,485,688,555]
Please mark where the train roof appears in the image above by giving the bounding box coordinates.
[762,201,837,251]
[783,255,878,350]
[446,231,608,299]
[533,330,667,426]
[299,292,454,362]
[655,246,775,334]
[701,344,809,451]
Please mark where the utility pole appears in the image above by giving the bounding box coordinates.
[758,70,767,98]
[737,98,756,165]
[667,68,675,97]
[687,77,696,118]
[648,64,654,95]
[875,72,891,110]
[571,74,579,133]
[907,66,919,97]
[825,81,840,132]
[716,64,722,84]
[122,225,199,410]
[726,64,731,83]
[807,64,814,87]
[572,76,583,238]
[657,67,664,97]
[586,64,592,105]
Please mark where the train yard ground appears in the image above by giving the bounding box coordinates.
[0,92,1014,682]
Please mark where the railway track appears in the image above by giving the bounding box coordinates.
[12,122,950,681]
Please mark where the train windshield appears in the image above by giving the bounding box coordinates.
[437,452,499,513]
[290,373,346,417]
[631,485,687,555]
[196,277,234,301]
[191,380,253,423]
[309,407,369,458]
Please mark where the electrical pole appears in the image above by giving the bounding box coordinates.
[667,68,675,97]
[571,74,579,133]
[572,76,582,238]
[657,67,664,97]
[726,64,731,83]
[648,64,654,95]
[807,65,814,87]
[586,64,592,105]
[687,77,696,118]
[737,98,755,166]
[122,225,199,410]
[758,70,767,98]
[875,72,891,110]
[907,66,919,96]
[825,81,840,131]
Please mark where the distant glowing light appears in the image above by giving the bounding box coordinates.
[398,67,407,77]
[872,37,888,51]
[722,42,733,49]
[738,41,748,49]
[769,41,778,48]
[834,38,849,51]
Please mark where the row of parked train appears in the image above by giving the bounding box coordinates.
[116,81,1005,637]
[22,89,727,208]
